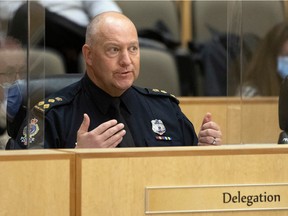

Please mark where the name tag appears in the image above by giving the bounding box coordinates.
[145,183,288,214]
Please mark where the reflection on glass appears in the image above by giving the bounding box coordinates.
[231,1,286,97]
[239,21,288,97]
[0,36,26,149]
[0,1,286,148]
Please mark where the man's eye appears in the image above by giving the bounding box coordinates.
[129,46,138,53]
[107,47,119,55]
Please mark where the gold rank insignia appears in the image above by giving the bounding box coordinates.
[48,99,55,103]
[152,89,160,92]
[151,88,176,98]
[170,94,176,98]
[38,101,44,106]
[152,88,169,94]
[43,104,50,109]
[33,97,64,113]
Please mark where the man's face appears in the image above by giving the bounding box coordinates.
[86,17,140,97]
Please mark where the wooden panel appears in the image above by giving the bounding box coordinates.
[74,145,288,216]
[0,150,75,216]
[283,0,288,20]
[179,97,280,144]
[178,0,192,47]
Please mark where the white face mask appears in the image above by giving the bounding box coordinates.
[278,56,288,79]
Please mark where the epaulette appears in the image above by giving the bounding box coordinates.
[33,96,68,113]
[32,81,81,114]
[133,86,179,104]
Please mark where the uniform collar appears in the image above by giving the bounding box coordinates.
[120,88,133,114]
[82,74,111,115]
[82,74,133,115]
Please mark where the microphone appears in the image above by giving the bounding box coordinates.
[278,131,288,144]
[278,76,288,144]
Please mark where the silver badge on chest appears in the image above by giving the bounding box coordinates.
[151,119,166,135]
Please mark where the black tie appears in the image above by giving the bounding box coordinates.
[110,98,135,147]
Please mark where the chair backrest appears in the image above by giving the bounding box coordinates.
[21,73,83,107]
[29,48,66,77]
[6,73,83,139]
[117,1,180,42]
[134,47,181,96]
[0,47,65,79]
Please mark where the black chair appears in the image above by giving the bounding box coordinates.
[6,73,83,140]
[278,76,288,144]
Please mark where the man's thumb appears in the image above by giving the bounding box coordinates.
[78,113,90,134]
[201,112,212,126]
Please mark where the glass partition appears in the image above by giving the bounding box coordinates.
[0,0,284,148]
[0,1,46,149]
[193,0,285,97]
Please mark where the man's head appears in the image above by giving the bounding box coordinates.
[82,12,140,97]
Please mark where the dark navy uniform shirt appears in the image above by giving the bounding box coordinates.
[10,74,198,148]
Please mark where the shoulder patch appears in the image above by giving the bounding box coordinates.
[133,86,179,103]
[33,96,66,113]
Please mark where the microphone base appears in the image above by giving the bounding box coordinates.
[278,131,288,144]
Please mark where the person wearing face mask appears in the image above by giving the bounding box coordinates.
[0,37,25,149]
[277,55,288,79]
[237,21,288,97]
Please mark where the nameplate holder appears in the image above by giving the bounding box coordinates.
[145,183,288,214]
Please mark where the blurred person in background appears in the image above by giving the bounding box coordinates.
[5,0,122,73]
[0,36,25,149]
[238,21,288,96]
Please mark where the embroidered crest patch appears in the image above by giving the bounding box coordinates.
[20,118,40,146]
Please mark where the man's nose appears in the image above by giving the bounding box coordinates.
[119,50,132,67]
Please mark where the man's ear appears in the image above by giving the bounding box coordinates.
[82,44,92,66]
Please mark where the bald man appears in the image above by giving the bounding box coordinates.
[7,12,222,149]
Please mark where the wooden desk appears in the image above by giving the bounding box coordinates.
[2,145,287,216]
[0,150,75,216]
[73,144,288,216]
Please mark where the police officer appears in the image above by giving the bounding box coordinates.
[8,12,222,149]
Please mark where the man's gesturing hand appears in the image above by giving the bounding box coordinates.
[76,113,126,148]
[198,112,222,146]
